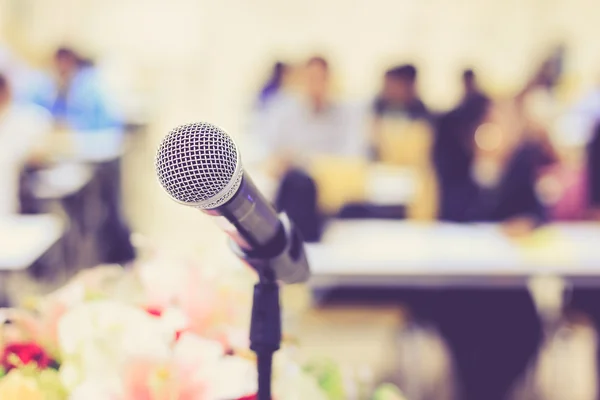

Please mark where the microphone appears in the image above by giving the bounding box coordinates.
[154,121,310,284]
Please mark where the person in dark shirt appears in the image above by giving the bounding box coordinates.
[432,99,557,400]
[589,123,600,212]
[373,64,429,121]
[434,95,488,222]
[435,97,551,227]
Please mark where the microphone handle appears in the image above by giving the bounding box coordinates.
[206,174,283,254]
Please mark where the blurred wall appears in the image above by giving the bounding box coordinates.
[2,0,600,131]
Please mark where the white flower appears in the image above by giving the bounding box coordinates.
[171,333,258,399]
[69,379,120,400]
[212,356,257,400]
[57,300,172,391]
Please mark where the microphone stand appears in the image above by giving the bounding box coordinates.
[229,213,309,400]
[249,268,281,400]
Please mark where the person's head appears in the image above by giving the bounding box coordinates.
[382,64,418,104]
[304,56,330,103]
[54,47,80,80]
[0,73,10,107]
[462,69,478,94]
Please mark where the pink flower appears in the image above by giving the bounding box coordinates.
[122,358,209,400]
[175,267,222,336]
[145,307,163,318]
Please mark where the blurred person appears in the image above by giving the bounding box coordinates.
[436,96,554,228]
[589,123,600,215]
[263,55,368,166]
[467,100,554,232]
[370,64,431,165]
[459,69,488,108]
[434,95,489,222]
[28,48,133,264]
[558,78,600,218]
[28,47,122,132]
[262,55,368,240]
[373,64,429,121]
[431,100,559,400]
[0,73,51,215]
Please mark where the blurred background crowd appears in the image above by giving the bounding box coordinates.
[1,0,600,399]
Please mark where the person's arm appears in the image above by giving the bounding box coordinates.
[499,143,549,236]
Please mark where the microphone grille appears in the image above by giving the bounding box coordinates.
[155,122,243,209]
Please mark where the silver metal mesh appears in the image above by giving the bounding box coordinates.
[154,122,243,209]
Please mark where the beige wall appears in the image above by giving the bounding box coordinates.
[2,0,600,131]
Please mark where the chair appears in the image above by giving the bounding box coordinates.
[309,156,368,216]
[376,118,438,220]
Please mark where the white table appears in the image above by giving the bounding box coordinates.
[306,220,600,288]
[0,214,64,271]
[47,129,126,164]
[32,163,95,200]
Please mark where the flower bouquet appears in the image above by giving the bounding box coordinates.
[0,256,332,400]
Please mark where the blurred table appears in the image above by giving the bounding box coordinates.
[307,220,600,288]
[42,129,125,164]
[31,163,95,200]
[0,214,63,270]
[0,214,64,305]
[22,129,133,271]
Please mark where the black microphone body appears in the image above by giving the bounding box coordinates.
[206,174,309,284]
[206,174,282,254]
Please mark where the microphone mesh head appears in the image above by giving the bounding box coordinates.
[155,122,243,209]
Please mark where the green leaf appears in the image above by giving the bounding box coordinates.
[372,383,406,400]
[303,358,345,400]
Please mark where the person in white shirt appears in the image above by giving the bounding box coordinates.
[0,73,52,215]
[258,56,368,240]
[262,56,368,170]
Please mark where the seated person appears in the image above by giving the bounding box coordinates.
[371,64,430,159]
[26,48,133,264]
[432,100,557,400]
[370,65,436,218]
[466,101,552,231]
[435,97,554,230]
[434,95,488,222]
[28,47,122,132]
[589,123,600,215]
[261,56,368,240]
[0,73,52,216]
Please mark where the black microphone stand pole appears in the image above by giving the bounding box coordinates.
[249,267,281,400]
[229,214,309,400]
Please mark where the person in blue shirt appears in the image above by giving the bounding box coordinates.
[29,47,121,132]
